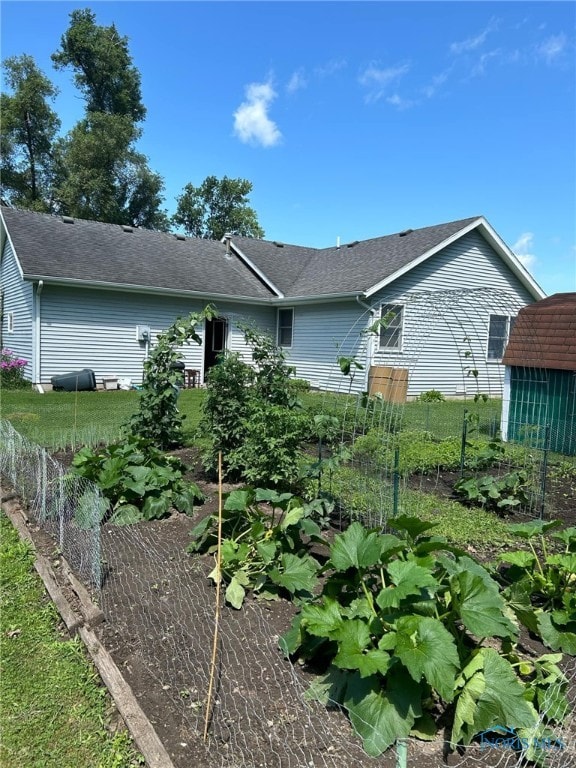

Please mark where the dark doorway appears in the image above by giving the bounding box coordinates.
[204,317,228,381]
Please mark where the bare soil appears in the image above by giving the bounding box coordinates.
[20,448,576,767]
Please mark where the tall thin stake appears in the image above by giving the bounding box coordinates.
[203,451,223,740]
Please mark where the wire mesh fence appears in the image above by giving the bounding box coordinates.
[0,419,103,586]
[1,414,575,767]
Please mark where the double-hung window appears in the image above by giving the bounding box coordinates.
[277,308,294,348]
[487,314,514,361]
[379,304,403,350]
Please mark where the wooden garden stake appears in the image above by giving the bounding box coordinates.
[203,451,223,740]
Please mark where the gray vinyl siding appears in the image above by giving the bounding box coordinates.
[369,231,535,397]
[39,287,275,385]
[283,301,370,393]
[0,239,34,380]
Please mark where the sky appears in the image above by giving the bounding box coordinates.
[1,1,575,296]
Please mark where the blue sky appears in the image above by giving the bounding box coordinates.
[2,1,575,296]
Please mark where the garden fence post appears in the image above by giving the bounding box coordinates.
[395,738,408,768]
[540,424,551,519]
[460,409,468,478]
[393,447,400,517]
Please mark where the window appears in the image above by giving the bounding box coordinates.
[487,314,514,361]
[277,308,293,347]
[7,311,14,333]
[379,304,403,349]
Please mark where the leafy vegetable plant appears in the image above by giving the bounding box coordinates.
[454,470,530,513]
[71,435,204,524]
[498,520,576,655]
[280,517,568,757]
[188,487,325,608]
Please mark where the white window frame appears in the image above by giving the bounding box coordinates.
[277,307,294,348]
[378,303,404,351]
[487,314,514,362]
[6,311,14,333]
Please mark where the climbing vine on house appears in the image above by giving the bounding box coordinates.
[129,305,217,448]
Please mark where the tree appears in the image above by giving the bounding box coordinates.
[172,175,265,240]
[51,8,167,229]
[51,8,145,122]
[0,55,60,210]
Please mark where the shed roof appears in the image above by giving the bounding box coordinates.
[503,293,576,371]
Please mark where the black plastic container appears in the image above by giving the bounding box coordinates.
[51,368,96,392]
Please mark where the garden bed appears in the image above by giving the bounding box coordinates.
[27,446,575,767]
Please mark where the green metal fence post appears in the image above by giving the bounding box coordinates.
[540,424,551,519]
[393,446,400,517]
[396,738,408,768]
[460,409,468,478]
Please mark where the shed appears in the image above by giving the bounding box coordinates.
[501,293,576,455]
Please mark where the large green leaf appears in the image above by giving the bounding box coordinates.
[390,515,438,540]
[343,670,421,756]
[330,522,383,571]
[268,553,318,595]
[142,493,171,520]
[280,504,305,530]
[301,599,344,638]
[499,551,537,569]
[537,611,576,655]
[394,616,460,702]
[453,571,517,639]
[109,504,142,526]
[506,520,562,539]
[225,576,246,609]
[452,648,537,745]
[224,488,252,512]
[304,665,350,706]
[377,560,437,610]
[504,581,539,634]
[332,620,392,678]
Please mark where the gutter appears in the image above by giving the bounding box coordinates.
[33,280,43,385]
[21,274,361,306]
[356,294,376,392]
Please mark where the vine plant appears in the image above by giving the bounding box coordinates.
[129,305,217,448]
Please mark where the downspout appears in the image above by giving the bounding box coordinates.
[34,280,44,391]
[356,294,375,392]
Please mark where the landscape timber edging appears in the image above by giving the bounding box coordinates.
[1,494,177,768]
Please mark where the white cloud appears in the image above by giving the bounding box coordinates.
[314,59,347,78]
[450,19,498,55]
[537,33,567,63]
[512,232,537,270]
[358,62,410,103]
[471,49,501,76]
[386,93,414,110]
[422,69,451,99]
[233,82,282,148]
[287,69,307,94]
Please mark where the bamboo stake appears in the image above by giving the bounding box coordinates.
[203,451,223,741]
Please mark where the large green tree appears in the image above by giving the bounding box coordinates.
[51,8,145,122]
[172,175,265,240]
[51,8,167,229]
[0,55,61,210]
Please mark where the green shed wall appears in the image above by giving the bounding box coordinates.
[507,367,576,455]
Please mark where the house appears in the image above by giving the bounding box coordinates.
[0,206,545,397]
[501,293,576,455]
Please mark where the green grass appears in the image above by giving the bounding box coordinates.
[328,466,516,549]
[1,388,206,450]
[0,514,143,768]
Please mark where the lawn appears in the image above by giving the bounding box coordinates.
[1,388,205,449]
[0,513,143,768]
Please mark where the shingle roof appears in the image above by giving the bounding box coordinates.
[502,293,576,371]
[232,216,481,296]
[2,207,494,300]
[1,207,275,300]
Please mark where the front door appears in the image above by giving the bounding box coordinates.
[203,317,228,382]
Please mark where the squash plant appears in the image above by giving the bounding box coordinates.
[71,435,204,524]
[280,517,568,757]
[189,487,325,608]
[498,520,576,655]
